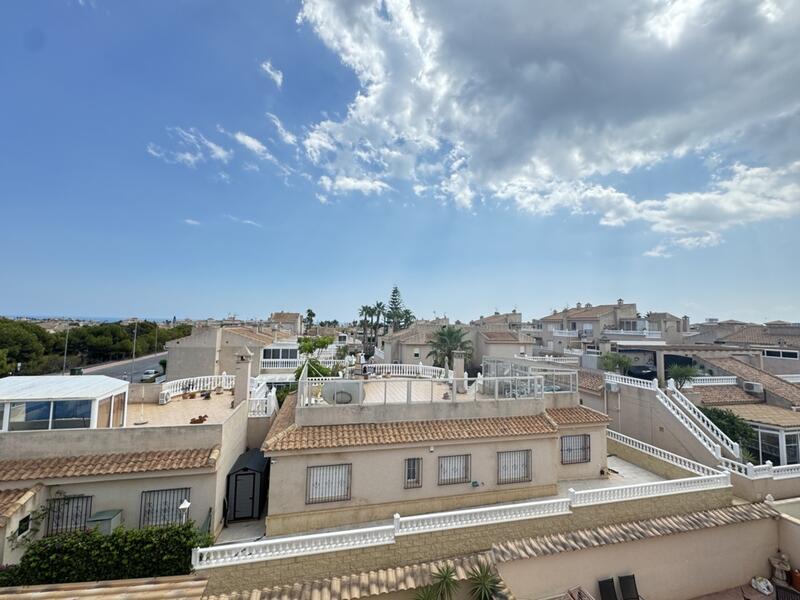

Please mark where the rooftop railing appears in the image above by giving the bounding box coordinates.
[159,375,235,404]
[552,329,579,338]
[514,354,580,365]
[686,376,738,387]
[602,329,662,338]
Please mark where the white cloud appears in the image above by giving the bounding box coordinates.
[316,193,329,204]
[267,113,297,145]
[260,60,283,88]
[146,127,232,168]
[184,218,201,226]
[225,214,263,228]
[233,131,278,163]
[297,0,800,251]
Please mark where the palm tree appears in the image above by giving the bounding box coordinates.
[427,326,473,368]
[374,301,386,336]
[401,308,415,329]
[359,305,371,345]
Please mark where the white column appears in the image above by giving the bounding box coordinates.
[779,429,787,467]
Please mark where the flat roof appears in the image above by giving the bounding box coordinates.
[0,375,128,401]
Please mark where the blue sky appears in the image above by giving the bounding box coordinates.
[1,0,798,324]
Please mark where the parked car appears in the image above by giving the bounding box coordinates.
[140,369,159,382]
[627,365,657,381]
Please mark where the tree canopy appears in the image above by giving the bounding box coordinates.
[427,325,473,368]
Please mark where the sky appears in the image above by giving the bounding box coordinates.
[1,0,799,324]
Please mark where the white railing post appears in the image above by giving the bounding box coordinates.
[393,512,400,534]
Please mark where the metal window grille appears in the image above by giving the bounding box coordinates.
[497,449,532,484]
[306,464,352,504]
[139,488,190,527]
[46,495,93,536]
[438,454,470,485]
[561,434,591,464]
[404,457,422,489]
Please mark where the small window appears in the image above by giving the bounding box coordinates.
[782,351,799,360]
[306,464,352,504]
[561,434,591,465]
[497,450,532,484]
[404,458,422,489]
[438,454,470,485]
[140,488,191,527]
[46,495,93,536]
[413,348,420,358]
[17,515,31,537]
[765,350,781,358]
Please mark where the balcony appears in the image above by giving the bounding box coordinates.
[552,329,579,338]
[261,357,347,370]
[602,329,662,338]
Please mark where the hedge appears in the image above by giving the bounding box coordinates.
[0,523,212,587]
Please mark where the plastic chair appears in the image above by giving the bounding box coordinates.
[597,578,619,600]
[618,575,644,600]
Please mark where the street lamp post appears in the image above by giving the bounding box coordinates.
[62,326,70,375]
[178,499,191,524]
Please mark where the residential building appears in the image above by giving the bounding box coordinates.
[268,311,303,335]
[538,299,642,352]
[711,322,800,374]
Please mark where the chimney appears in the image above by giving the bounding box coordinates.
[452,351,466,393]
[233,348,252,407]
[586,303,592,308]
[682,315,690,332]
[617,298,624,306]
[576,302,582,309]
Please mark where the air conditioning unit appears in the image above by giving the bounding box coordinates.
[158,391,171,405]
[743,381,764,394]
[605,382,620,392]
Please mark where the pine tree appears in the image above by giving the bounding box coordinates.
[387,286,404,329]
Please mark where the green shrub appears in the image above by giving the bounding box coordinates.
[3,523,211,586]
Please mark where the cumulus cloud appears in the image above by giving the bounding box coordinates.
[297,0,800,252]
[260,60,283,88]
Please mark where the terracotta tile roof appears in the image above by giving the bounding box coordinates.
[270,312,301,324]
[721,404,800,428]
[547,406,610,426]
[0,485,43,527]
[718,325,800,347]
[266,392,297,442]
[541,303,634,322]
[691,385,759,406]
[480,331,522,343]
[0,447,220,483]
[702,357,800,406]
[0,574,207,599]
[264,414,557,452]
[226,327,293,345]
[578,369,605,392]
[492,502,778,563]
[205,554,516,600]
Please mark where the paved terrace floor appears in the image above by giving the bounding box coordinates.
[214,456,664,544]
[128,391,236,427]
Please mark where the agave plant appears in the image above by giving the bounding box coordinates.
[414,585,440,600]
[432,563,459,600]
[467,562,501,600]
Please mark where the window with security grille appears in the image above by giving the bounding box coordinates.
[46,495,92,536]
[497,449,532,484]
[139,488,190,527]
[306,464,352,504]
[561,434,591,464]
[404,457,422,488]
[438,454,470,485]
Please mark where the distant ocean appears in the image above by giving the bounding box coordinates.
[5,315,173,322]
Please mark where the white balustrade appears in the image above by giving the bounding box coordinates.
[249,388,278,417]
[159,374,235,403]
[364,363,448,378]
[569,472,730,506]
[396,498,571,535]
[261,358,347,370]
[193,524,395,569]
[774,463,800,479]
[607,431,720,476]
[552,329,579,338]
[515,354,580,365]
[779,374,800,383]
[604,373,658,390]
[653,387,722,459]
[688,376,738,386]
[667,381,740,458]
[601,330,662,338]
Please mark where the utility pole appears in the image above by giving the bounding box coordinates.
[129,321,138,382]
[62,326,70,375]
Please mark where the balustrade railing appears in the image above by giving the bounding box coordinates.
[607,430,720,476]
[515,354,580,365]
[654,387,722,459]
[667,381,740,458]
[261,358,346,370]
[601,329,662,338]
[604,373,657,390]
[779,374,800,383]
[364,363,448,378]
[552,329,579,338]
[568,472,730,506]
[688,376,738,386]
[159,375,235,403]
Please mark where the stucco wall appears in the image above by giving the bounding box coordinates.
[202,486,732,594]
[166,327,221,381]
[498,518,777,600]
[0,486,49,565]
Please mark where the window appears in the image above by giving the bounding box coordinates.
[759,430,781,465]
[96,397,111,428]
[306,464,351,504]
[140,488,191,527]
[438,454,470,485]
[413,348,420,358]
[46,495,92,536]
[497,450,532,484]
[404,458,422,489]
[561,434,591,464]
[51,400,92,429]
[9,401,51,431]
[17,515,31,537]
[761,349,799,360]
